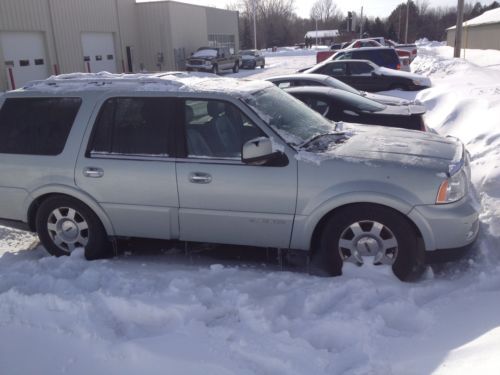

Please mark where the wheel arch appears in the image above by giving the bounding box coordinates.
[25,185,115,236]
[290,193,425,252]
[307,202,425,257]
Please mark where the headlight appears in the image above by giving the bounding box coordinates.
[413,79,423,86]
[436,169,468,204]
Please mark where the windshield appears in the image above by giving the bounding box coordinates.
[244,86,336,145]
[333,89,386,112]
[241,50,255,56]
[193,49,217,58]
[325,76,360,95]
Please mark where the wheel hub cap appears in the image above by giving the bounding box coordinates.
[338,220,398,267]
[47,207,89,253]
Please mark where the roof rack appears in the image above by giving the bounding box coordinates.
[22,72,211,91]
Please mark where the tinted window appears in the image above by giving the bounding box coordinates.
[326,62,347,76]
[295,95,331,117]
[89,97,172,157]
[349,62,374,75]
[184,100,265,159]
[0,97,81,155]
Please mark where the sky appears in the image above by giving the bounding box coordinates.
[137,0,494,18]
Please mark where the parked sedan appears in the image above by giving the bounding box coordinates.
[265,73,413,106]
[285,86,427,131]
[240,49,265,69]
[304,59,431,92]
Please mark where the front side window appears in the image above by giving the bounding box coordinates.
[327,62,347,76]
[89,97,171,157]
[276,81,292,88]
[184,100,265,159]
[0,97,81,155]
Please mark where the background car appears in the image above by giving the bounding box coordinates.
[285,86,428,131]
[265,73,413,106]
[328,46,404,71]
[304,59,431,92]
[239,49,266,69]
[344,39,383,49]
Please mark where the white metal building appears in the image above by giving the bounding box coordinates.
[0,0,239,91]
[304,30,339,45]
[447,7,500,51]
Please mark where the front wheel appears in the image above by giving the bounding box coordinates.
[212,64,219,74]
[233,63,239,73]
[36,196,112,260]
[310,204,425,281]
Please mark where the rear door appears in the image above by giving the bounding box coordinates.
[75,95,179,240]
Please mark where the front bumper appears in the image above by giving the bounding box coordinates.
[408,194,479,261]
[186,63,213,71]
[241,60,257,68]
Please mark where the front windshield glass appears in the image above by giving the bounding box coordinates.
[325,76,360,95]
[241,50,255,56]
[193,49,217,58]
[244,86,336,145]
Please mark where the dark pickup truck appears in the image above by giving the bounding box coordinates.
[186,47,240,74]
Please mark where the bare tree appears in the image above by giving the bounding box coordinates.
[309,0,341,23]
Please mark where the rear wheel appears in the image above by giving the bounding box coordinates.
[36,196,112,260]
[310,204,425,281]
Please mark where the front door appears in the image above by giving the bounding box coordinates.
[75,96,179,240]
[176,98,297,248]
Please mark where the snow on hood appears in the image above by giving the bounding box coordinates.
[378,67,431,86]
[192,49,217,58]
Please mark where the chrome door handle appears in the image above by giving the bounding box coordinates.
[189,172,212,184]
[83,167,104,178]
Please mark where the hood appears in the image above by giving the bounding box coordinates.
[310,124,462,172]
[378,67,431,86]
[363,92,413,105]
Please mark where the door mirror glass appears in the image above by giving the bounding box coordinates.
[242,137,284,166]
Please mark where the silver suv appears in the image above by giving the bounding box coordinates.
[0,73,478,281]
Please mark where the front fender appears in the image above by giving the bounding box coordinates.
[290,191,415,251]
[24,184,115,236]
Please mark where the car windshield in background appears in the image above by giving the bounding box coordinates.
[241,50,255,56]
[244,86,335,145]
[193,49,217,58]
[325,76,360,95]
[334,89,387,112]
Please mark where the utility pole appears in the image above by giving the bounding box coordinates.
[405,0,410,44]
[398,6,402,42]
[359,6,363,38]
[252,0,257,50]
[454,0,465,57]
[315,18,319,47]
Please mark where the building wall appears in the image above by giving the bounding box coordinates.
[447,23,500,50]
[168,2,208,70]
[0,0,239,90]
[135,2,174,72]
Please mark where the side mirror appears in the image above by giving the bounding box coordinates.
[242,137,287,166]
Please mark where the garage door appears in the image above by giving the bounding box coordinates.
[81,32,117,73]
[1,31,50,90]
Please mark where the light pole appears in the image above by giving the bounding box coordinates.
[315,17,319,47]
[454,0,465,58]
[252,0,257,50]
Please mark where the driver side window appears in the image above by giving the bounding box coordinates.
[184,100,265,160]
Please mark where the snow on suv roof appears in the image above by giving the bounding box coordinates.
[19,72,273,95]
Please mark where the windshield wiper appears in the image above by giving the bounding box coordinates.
[299,131,346,149]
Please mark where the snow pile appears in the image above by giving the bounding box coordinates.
[2,45,500,375]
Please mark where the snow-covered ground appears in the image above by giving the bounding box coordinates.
[1,43,500,375]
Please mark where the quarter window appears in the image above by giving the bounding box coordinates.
[349,62,374,75]
[184,100,265,159]
[89,97,172,157]
[0,97,81,155]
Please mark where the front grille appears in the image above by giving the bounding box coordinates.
[189,60,204,66]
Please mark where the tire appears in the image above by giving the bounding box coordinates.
[233,63,239,73]
[310,204,425,281]
[260,62,265,69]
[35,196,112,260]
[251,61,256,70]
[212,64,219,75]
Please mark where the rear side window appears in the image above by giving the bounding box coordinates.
[89,97,173,157]
[0,97,81,155]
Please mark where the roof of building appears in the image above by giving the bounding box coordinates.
[305,30,339,38]
[447,7,500,30]
[17,72,273,95]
